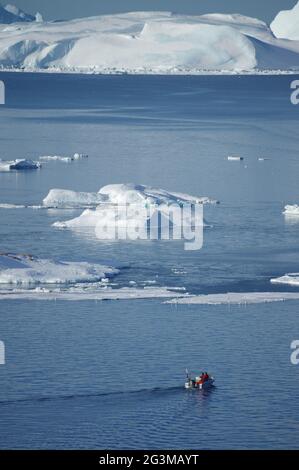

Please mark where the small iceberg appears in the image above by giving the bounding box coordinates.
[227,155,244,161]
[0,253,118,285]
[283,205,299,216]
[0,159,41,171]
[271,273,299,286]
[39,153,88,162]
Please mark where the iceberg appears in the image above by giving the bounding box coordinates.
[0,10,299,72]
[0,253,118,285]
[283,205,299,216]
[51,183,217,234]
[0,158,41,171]
[166,291,299,305]
[271,274,299,286]
[271,1,299,40]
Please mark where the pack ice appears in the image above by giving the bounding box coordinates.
[1,5,299,72]
[0,253,119,285]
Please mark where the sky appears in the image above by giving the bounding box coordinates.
[7,0,298,23]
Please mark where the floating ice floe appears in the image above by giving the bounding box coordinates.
[0,203,26,209]
[39,153,88,162]
[270,274,299,286]
[0,159,41,171]
[166,291,299,305]
[227,155,244,161]
[39,155,73,162]
[0,253,118,285]
[0,286,187,301]
[283,205,299,216]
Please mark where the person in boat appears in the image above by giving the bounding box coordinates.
[203,372,210,382]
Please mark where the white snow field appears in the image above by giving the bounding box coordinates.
[167,292,299,305]
[271,1,299,40]
[271,273,299,286]
[0,5,299,72]
[0,253,119,285]
[283,204,299,216]
[0,158,41,171]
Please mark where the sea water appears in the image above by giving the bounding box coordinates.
[0,73,299,449]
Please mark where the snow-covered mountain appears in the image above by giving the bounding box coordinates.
[0,3,37,23]
[0,4,299,72]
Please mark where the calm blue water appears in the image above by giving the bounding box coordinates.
[0,73,299,449]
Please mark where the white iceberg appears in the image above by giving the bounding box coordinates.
[51,184,216,238]
[0,253,118,285]
[0,10,299,72]
[0,158,41,171]
[166,291,299,305]
[283,205,299,216]
[271,1,299,40]
[271,274,299,286]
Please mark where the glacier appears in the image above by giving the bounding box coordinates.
[0,6,299,72]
